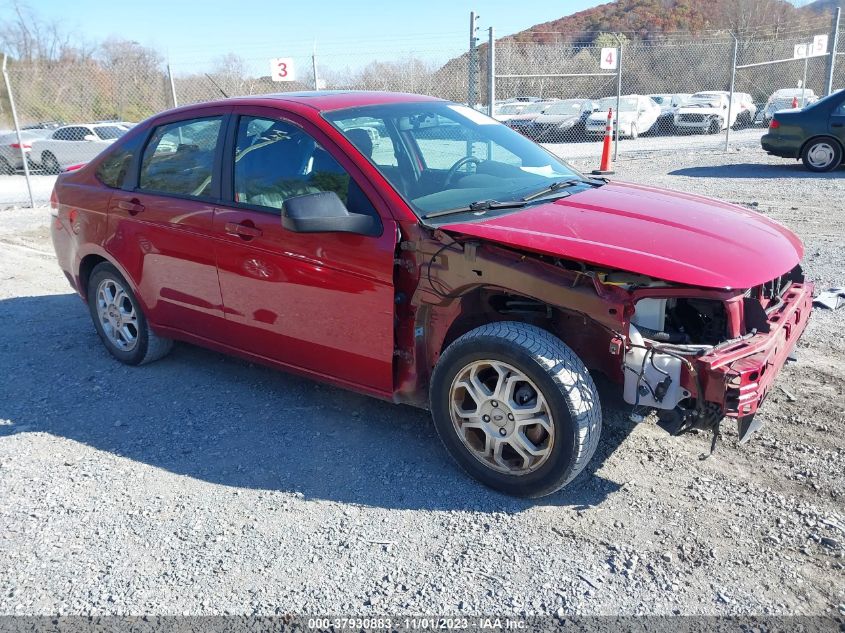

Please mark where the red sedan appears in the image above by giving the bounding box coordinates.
[50,91,813,497]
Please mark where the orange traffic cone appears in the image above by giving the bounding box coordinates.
[791,96,799,109]
[592,107,615,175]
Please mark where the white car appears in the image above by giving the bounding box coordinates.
[492,103,527,123]
[760,89,818,125]
[584,95,660,139]
[674,91,757,134]
[30,123,127,173]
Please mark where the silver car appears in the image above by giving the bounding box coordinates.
[0,129,51,174]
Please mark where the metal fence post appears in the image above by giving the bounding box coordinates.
[725,36,738,152]
[468,11,478,108]
[167,63,178,108]
[487,26,495,117]
[2,53,34,209]
[312,40,319,91]
[826,7,841,96]
[613,37,622,161]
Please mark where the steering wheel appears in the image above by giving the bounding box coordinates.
[444,156,483,187]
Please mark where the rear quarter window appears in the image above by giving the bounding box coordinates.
[96,133,144,189]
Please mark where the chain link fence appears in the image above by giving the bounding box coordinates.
[0,14,842,208]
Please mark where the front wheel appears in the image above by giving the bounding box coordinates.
[801,138,842,172]
[430,322,602,498]
[707,118,722,135]
[41,152,60,174]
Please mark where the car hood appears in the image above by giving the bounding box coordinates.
[587,111,635,123]
[439,181,803,289]
[677,105,724,115]
[534,113,580,124]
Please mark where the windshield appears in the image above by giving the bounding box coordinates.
[94,125,126,140]
[688,93,725,107]
[496,104,524,115]
[521,102,547,114]
[544,100,584,115]
[324,102,582,219]
[650,95,668,105]
[597,97,638,112]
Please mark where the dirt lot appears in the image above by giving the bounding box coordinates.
[0,146,843,618]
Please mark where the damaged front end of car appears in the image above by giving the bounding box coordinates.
[618,265,814,454]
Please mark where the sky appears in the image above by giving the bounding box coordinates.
[16,0,603,72]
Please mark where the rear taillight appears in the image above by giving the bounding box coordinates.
[64,163,86,172]
[50,188,59,217]
[769,119,780,130]
[9,143,31,149]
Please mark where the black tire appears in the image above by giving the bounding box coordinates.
[801,137,843,172]
[0,157,12,175]
[707,118,722,135]
[41,152,60,174]
[630,123,639,140]
[430,322,602,498]
[87,263,173,366]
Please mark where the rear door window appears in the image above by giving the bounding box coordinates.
[139,117,223,198]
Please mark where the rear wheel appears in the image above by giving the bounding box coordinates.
[430,322,602,498]
[630,123,639,140]
[87,263,173,365]
[41,152,60,174]
[801,137,842,172]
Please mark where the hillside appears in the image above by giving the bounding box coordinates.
[504,0,834,44]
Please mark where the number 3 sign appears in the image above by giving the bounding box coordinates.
[270,57,296,82]
[600,47,618,70]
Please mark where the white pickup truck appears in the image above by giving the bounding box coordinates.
[673,91,757,134]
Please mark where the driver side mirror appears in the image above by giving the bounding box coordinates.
[83,134,99,142]
[282,191,380,236]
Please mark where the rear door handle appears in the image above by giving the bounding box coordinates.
[115,199,145,215]
[832,123,844,128]
[224,222,263,239]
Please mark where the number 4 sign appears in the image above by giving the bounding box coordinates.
[600,47,618,70]
[270,57,296,82]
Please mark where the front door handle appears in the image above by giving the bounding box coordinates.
[224,221,263,239]
[115,199,145,215]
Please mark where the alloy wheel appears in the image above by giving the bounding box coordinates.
[96,278,139,352]
[448,359,554,475]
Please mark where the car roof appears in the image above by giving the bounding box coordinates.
[223,90,444,112]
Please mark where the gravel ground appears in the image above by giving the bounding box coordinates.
[0,145,843,619]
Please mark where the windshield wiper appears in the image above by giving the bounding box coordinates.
[421,199,527,220]
[521,178,595,202]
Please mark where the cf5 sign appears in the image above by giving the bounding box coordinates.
[270,58,296,82]
[600,47,618,70]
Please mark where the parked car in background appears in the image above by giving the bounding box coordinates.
[760,89,818,126]
[50,91,814,497]
[674,91,756,134]
[525,99,595,142]
[22,121,63,131]
[492,102,527,123]
[503,100,557,136]
[585,95,660,139]
[762,88,845,171]
[0,129,51,174]
[30,123,127,173]
[648,93,690,134]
